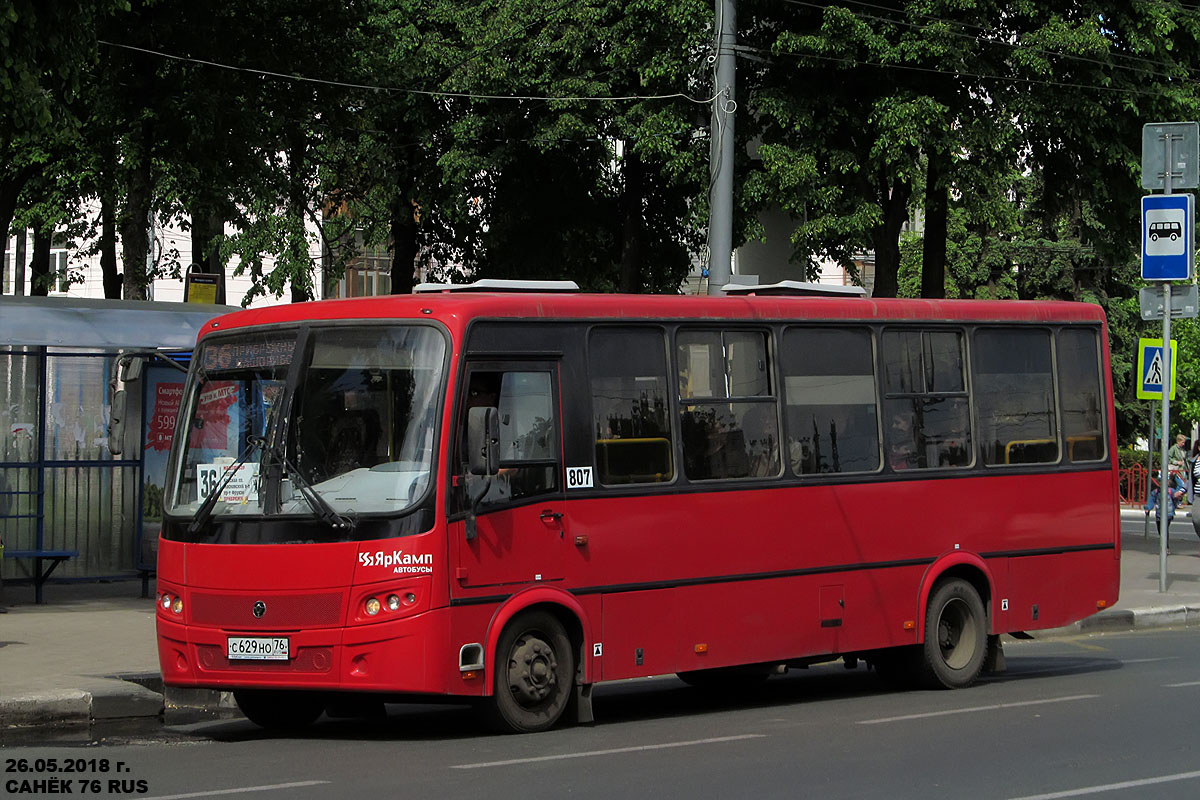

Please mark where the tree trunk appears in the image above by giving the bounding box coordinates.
[0,164,39,291]
[189,205,222,273]
[389,188,418,295]
[921,151,948,299]
[11,229,26,296]
[189,204,225,303]
[100,194,122,299]
[288,133,311,303]
[618,150,644,293]
[120,123,153,300]
[29,226,52,296]
[869,177,912,298]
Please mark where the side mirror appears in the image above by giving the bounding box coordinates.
[109,389,127,456]
[123,355,143,383]
[467,406,500,476]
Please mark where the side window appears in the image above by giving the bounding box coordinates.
[589,328,675,484]
[459,369,557,509]
[1057,328,1107,463]
[677,330,779,480]
[882,329,971,470]
[974,329,1057,465]
[781,327,879,475]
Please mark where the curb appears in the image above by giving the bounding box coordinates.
[0,678,163,734]
[1037,604,1200,637]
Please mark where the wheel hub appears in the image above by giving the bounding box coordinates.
[508,634,558,705]
[937,598,976,669]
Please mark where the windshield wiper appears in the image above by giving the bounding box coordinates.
[265,443,355,532]
[187,435,266,535]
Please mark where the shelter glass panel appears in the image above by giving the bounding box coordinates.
[45,355,115,461]
[1,349,40,463]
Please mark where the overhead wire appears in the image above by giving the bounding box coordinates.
[96,40,718,106]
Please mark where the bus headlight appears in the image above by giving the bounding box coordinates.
[160,593,172,610]
[365,597,381,616]
[171,597,184,615]
[386,594,401,612]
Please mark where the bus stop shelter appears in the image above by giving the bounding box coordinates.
[0,296,234,598]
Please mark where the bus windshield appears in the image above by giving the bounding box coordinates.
[167,325,446,522]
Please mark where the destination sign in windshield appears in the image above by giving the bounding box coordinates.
[202,336,295,372]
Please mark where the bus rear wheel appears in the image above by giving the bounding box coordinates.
[486,610,574,733]
[233,689,325,732]
[918,578,986,689]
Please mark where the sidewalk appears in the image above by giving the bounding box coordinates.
[3,511,1200,739]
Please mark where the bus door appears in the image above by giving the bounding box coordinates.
[451,362,566,589]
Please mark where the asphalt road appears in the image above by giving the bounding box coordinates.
[7,626,1200,800]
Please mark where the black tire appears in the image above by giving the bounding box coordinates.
[917,578,987,689]
[486,610,574,733]
[233,689,325,732]
[676,665,772,690]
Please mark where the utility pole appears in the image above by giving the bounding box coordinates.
[707,0,736,295]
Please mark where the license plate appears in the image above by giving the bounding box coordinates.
[227,636,289,661]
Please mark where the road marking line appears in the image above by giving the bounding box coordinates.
[1164,680,1200,687]
[141,781,331,800]
[1008,769,1200,800]
[857,694,1099,725]
[450,733,767,769]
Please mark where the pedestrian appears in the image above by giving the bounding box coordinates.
[1169,434,1188,472]
[1191,440,1200,501]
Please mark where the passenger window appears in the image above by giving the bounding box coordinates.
[882,329,971,470]
[459,369,557,509]
[974,329,1057,465]
[590,328,675,484]
[781,327,880,475]
[678,330,779,480]
[1057,329,1107,463]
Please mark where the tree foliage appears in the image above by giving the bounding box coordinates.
[6,1,1200,443]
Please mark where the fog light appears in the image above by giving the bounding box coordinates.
[365,597,381,616]
[172,597,184,615]
[386,594,401,612]
[161,593,172,610]
[403,592,417,606]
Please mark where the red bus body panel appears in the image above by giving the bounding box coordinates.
[158,293,1119,701]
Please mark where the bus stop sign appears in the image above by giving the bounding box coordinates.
[1141,194,1194,281]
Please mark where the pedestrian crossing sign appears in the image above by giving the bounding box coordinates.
[1137,337,1177,400]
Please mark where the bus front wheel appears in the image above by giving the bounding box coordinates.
[486,610,574,733]
[918,578,987,689]
[233,689,325,732]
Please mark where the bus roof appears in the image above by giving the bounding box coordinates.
[199,292,1106,342]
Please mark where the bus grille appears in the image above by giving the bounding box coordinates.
[189,591,344,629]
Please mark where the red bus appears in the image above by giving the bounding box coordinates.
[156,281,1119,733]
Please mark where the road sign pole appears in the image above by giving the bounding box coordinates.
[1160,284,1172,591]
[1159,132,1174,592]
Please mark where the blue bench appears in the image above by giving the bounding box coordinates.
[2,549,79,604]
